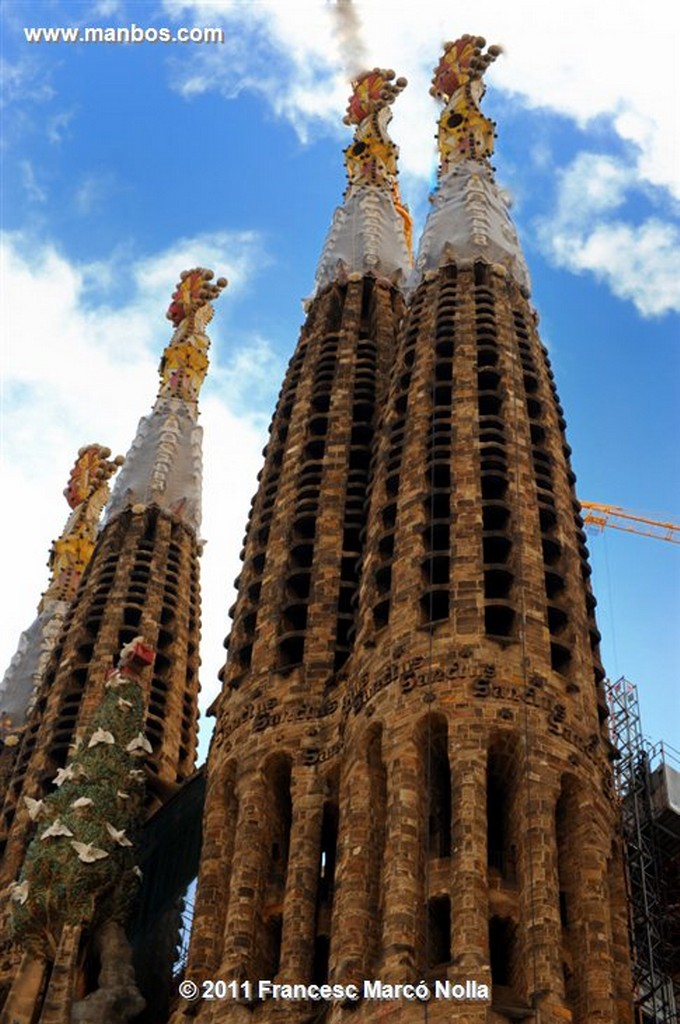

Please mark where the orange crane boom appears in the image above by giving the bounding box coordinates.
[580,502,680,544]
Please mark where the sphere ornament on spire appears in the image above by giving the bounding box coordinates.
[166,267,227,328]
[431,35,501,173]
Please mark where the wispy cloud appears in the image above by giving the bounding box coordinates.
[74,171,117,214]
[537,153,680,317]
[92,0,123,14]
[47,109,75,145]
[0,56,56,107]
[19,160,47,203]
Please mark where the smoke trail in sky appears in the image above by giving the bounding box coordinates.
[329,0,368,78]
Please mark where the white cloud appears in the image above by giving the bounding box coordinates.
[550,218,680,318]
[0,57,56,107]
[0,230,278,752]
[553,153,632,220]
[160,0,679,199]
[537,153,680,317]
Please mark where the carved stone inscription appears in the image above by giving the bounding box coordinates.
[216,648,496,743]
[471,677,603,760]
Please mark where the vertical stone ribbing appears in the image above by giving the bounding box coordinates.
[219,768,269,981]
[330,722,386,987]
[277,769,325,983]
[380,731,423,980]
[185,759,238,978]
[224,280,404,690]
[449,740,488,972]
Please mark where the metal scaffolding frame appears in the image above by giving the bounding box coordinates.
[607,676,679,1024]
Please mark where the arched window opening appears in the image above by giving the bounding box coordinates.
[317,800,339,905]
[489,915,521,1008]
[259,756,292,980]
[427,895,451,968]
[487,743,517,882]
[314,779,339,985]
[312,935,330,987]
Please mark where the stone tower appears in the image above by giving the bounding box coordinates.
[0,445,123,800]
[180,68,412,1009]
[0,270,225,1023]
[177,38,634,1024]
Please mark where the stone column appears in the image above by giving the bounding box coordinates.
[277,768,324,982]
[515,763,564,1011]
[0,952,48,1024]
[449,739,488,972]
[571,821,617,1022]
[380,733,422,981]
[38,924,82,1024]
[187,760,238,979]
[330,729,386,986]
[607,839,634,1024]
[219,767,268,981]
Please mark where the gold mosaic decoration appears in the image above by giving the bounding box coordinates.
[430,35,502,173]
[43,445,124,607]
[343,69,412,256]
[160,268,227,403]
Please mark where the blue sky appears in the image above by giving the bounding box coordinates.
[1,0,678,757]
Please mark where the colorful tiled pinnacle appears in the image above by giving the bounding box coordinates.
[415,36,531,293]
[103,268,226,533]
[314,69,412,292]
[0,446,123,742]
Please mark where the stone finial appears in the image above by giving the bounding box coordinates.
[43,445,124,607]
[312,68,413,293]
[430,35,502,173]
[342,69,408,208]
[159,268,227,404]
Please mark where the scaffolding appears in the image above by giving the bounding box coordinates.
[607,676,680,1023]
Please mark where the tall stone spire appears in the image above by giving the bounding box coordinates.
[0,271,225,1023]
[0,446,122,748]
[314,69,412,293]
[415,35,530,293]
[343,38,630,1022]
[183,72,410,998]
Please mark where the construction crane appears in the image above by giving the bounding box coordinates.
[581,503,680,544]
